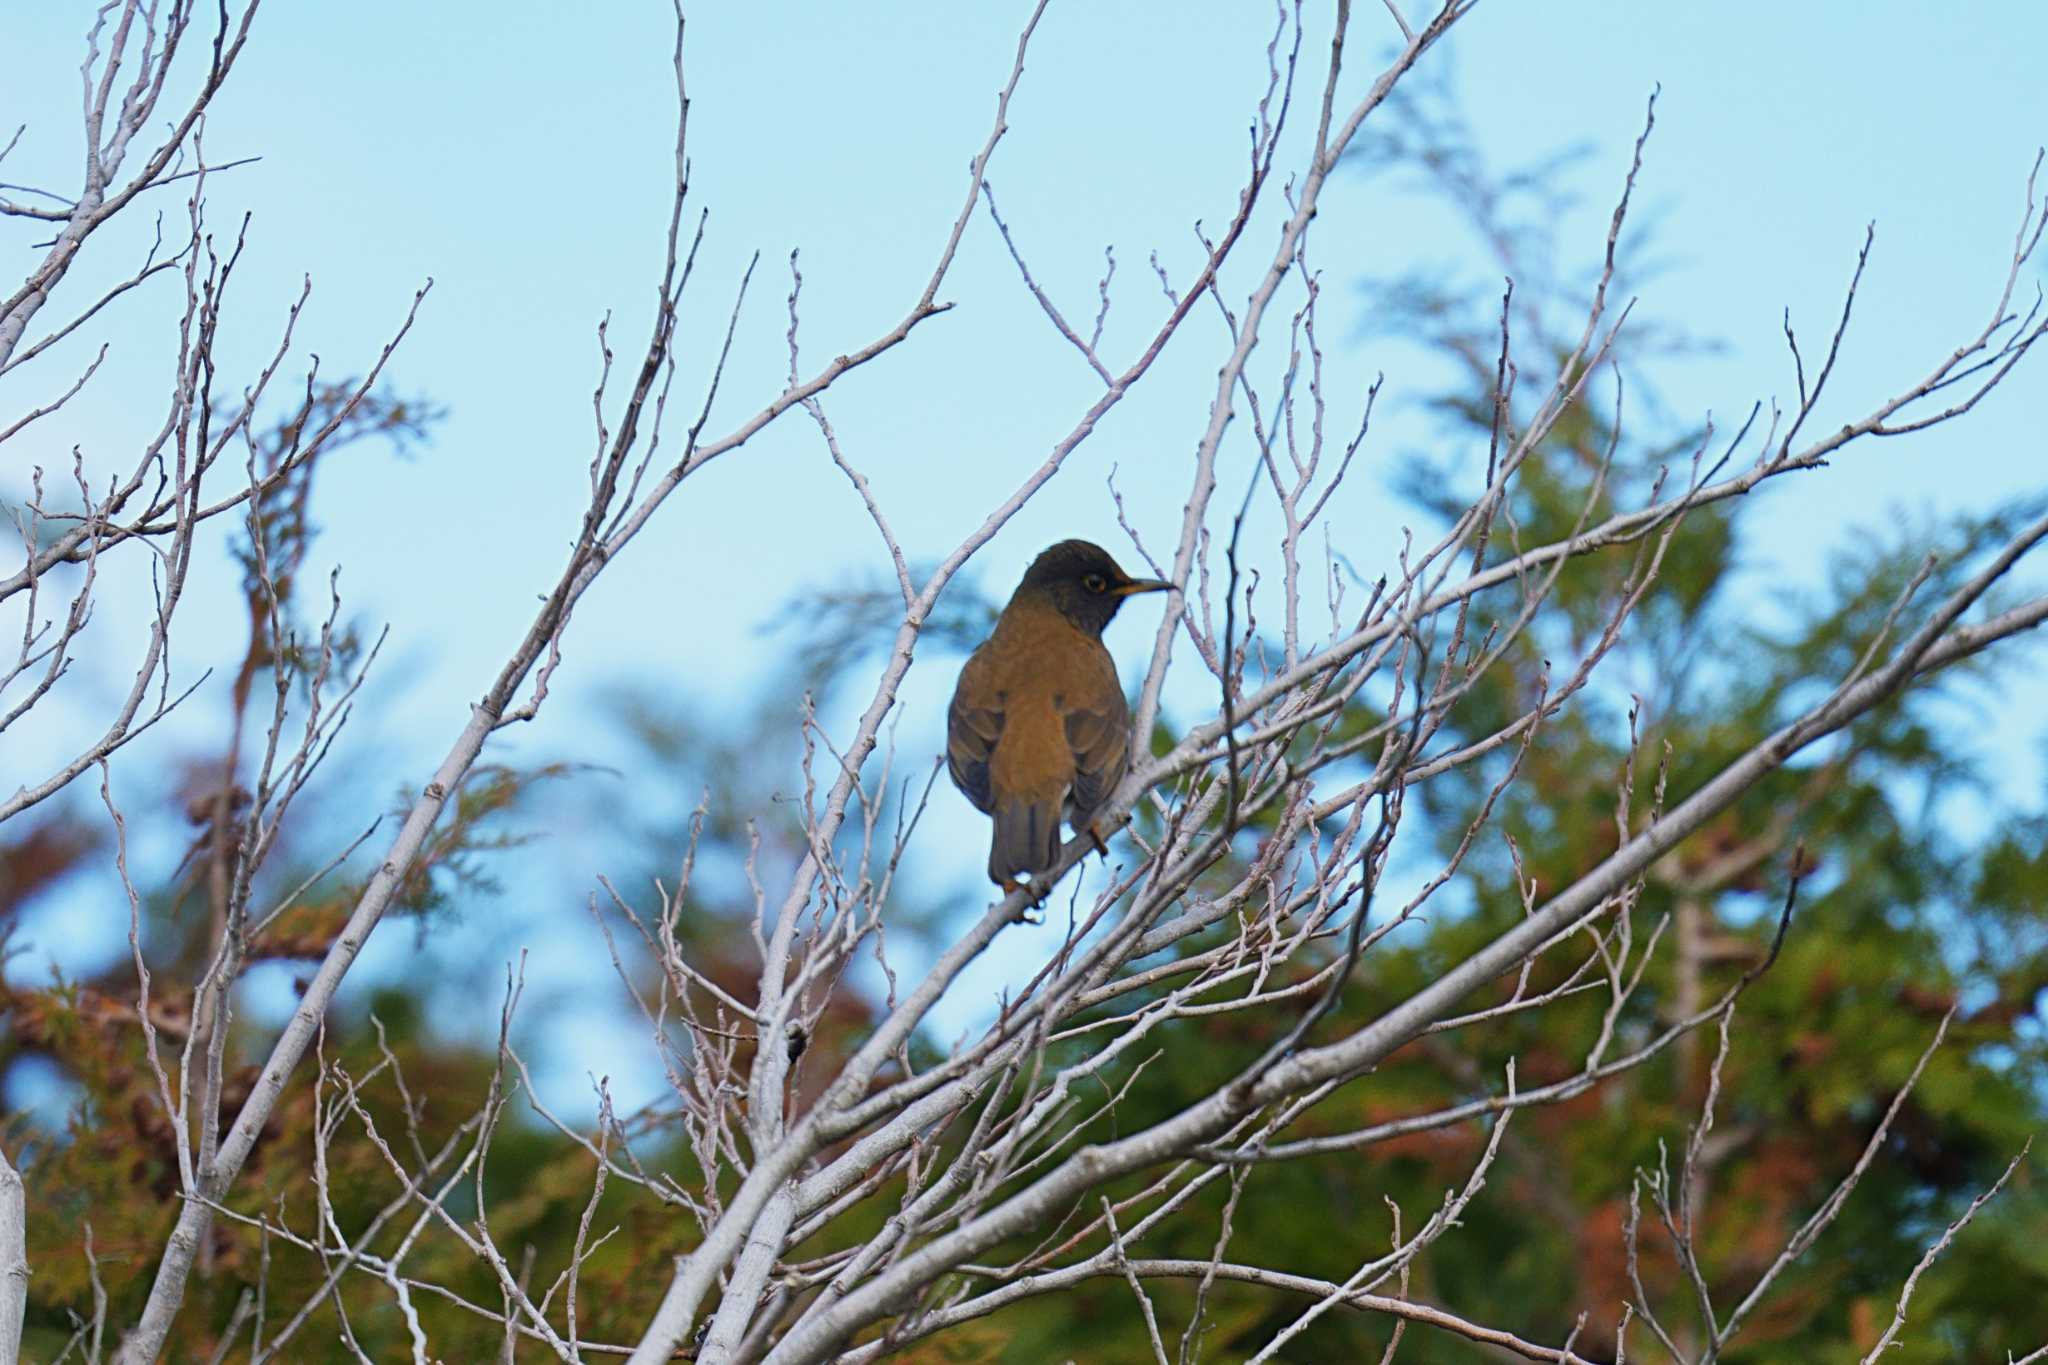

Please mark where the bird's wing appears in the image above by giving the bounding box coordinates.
[946,651,1003,814]
[1063,678,1131,822]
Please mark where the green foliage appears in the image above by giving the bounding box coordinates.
[936,85,2048,1364]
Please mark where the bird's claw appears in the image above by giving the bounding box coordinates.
[1002,875,1050,923]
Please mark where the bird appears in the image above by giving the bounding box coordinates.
[947,540,1172,888]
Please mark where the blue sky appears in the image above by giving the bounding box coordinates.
[5,3,2045,1115]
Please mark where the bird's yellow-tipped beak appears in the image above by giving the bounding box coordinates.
[1114,578,1174,597]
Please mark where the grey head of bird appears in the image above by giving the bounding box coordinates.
[1011,539,1173,634]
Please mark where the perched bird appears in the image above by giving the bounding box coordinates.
[948,540,1172,887]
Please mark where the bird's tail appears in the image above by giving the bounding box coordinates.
[989,795,1061,886]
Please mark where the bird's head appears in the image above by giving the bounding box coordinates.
[1014,539,1173,635]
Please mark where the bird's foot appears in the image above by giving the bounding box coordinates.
[1026,880,1054,921]
[1000,874,1049,922]
[1087,823,1109,858]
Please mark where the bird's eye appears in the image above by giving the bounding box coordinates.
[1082,573,1108,593]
